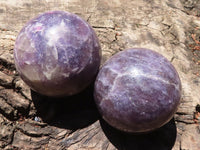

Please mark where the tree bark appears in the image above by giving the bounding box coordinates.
[0,0,200,149]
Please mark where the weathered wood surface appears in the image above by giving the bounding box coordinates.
[0,0,200,149]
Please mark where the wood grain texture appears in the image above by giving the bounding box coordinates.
[0,0,200,149]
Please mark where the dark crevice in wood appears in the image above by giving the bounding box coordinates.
[196,104,200,112]
[92,26,115,30]
[16,127,49,138]
[176,112,190,115]
[175,119,195,124]
[0,58,15,75]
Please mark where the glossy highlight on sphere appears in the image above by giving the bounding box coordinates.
[94,48,181,133]
[14,11,101,97]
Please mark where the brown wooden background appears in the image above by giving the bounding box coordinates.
[0,0,200,149]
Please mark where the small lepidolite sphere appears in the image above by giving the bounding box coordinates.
[14,11,101,97]
[94,48,181,133]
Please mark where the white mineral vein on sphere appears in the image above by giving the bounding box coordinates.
[45,20,68,47]
[111,66,179,91]
[52,45,58,60]
[42,46,59,80]
[61,72,70,77]
[71,67,79,72]
[42,21,69,80]
[99,65,180,107]
[43,65,60,80]
[129,67,179,89]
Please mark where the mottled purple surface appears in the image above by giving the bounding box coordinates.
[14,11,101,97]
[94,48,181,133]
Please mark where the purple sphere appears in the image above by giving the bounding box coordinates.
[14,11,101,97]
[94,48,181,133]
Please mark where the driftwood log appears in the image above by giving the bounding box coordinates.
[0,0,200,149]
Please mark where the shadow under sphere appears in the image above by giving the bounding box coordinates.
[100,118,177,150]
[31,83,100,130]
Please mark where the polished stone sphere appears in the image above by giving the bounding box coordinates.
[14,11,101,97]
[94,48,181,133]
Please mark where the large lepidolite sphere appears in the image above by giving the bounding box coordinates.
[94,48,181,133]
[14,11,101,97]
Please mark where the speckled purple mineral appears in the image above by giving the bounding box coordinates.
[94,48,181,133]
[14,11,101,97]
